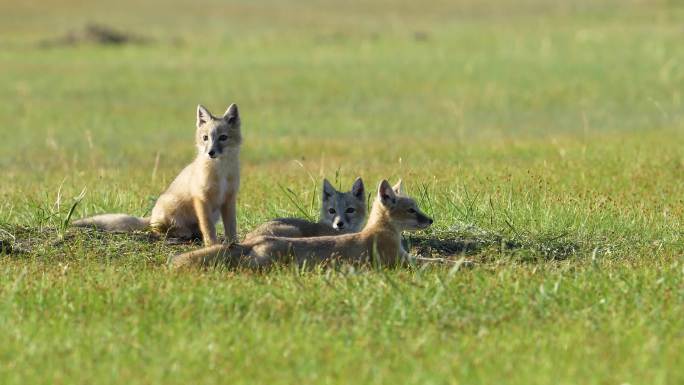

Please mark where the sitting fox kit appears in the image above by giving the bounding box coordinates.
[244,178,366,240]
[73,103,242,245]
[169,179,433,269]
[73,102,435,270]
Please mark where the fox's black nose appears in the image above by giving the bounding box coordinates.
[428,218,434,224]
[208,150,216,157]
[336,222,345,229]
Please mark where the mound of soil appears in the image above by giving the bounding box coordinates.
[39,24,150,47]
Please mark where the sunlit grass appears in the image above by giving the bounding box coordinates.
[0,0,683,384]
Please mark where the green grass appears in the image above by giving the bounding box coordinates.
[1,0,683,384]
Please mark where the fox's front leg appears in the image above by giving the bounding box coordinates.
[193,198,218,246]
[221,191,238,243]
[399,248,416,265]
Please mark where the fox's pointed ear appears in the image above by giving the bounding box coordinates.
[351,177,365,200]
[392,179,404,195]
[378,180,397,207]
[197,104,212,128]
[322,179,335,201]
[223,103,239,125]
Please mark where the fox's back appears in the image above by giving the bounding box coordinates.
[246,232,367,264]
[244,218,345,240]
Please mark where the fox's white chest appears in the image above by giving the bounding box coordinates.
[216,153,239,192]
[192,151,239,202]
[216,170,238,196]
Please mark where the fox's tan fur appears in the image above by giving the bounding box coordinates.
[169,179,433,269]
[73,103,242,245]
[244,177,366,240]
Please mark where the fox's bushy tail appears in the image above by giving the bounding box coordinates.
[72,214,150,232]
[168,243,251,269]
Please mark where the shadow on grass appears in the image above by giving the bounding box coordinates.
[405,229,581,262]
[1,223,582,264]
[0,224,201,259]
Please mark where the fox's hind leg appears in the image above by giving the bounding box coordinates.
[150,215,198,244]
[164,226,202,245]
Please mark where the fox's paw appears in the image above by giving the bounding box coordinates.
[166,253,183,269]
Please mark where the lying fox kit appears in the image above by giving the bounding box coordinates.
[73,104,242,245]
[169,179,433,269]
[244,177,366,240]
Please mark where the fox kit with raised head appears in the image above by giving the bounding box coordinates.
[74,104,242,245]
[169,179,433,269]
[244,177,366,240]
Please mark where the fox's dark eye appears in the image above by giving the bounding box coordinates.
[328,208,336,214]
[345,208,355,214]
[407,208,416,214]
[219,135,228,141]
[202,135,209,141]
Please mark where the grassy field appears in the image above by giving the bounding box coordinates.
[1,0,683,384]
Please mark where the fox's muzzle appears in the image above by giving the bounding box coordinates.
[417,213,433,228]
[206,145,222,159]
[332,218,346,230]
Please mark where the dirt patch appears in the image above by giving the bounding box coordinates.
[39,24,150,48]
[0,233,30,255]
[2,222,582,265]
